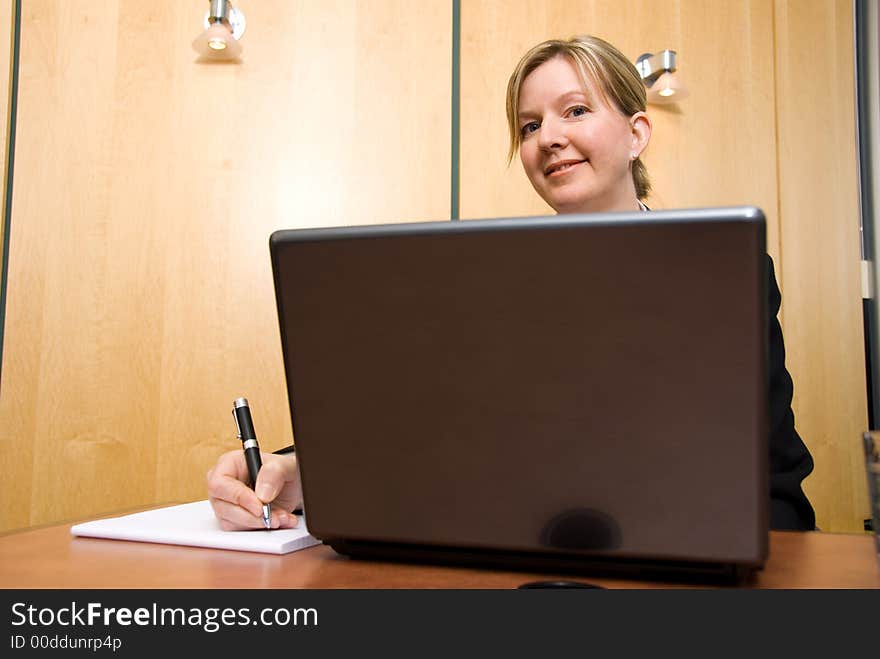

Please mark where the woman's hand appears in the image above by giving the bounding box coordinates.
[206,450,302,531]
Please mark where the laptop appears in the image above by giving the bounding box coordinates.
[269,206,769,582]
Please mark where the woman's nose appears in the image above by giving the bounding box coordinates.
[538,118,568,150]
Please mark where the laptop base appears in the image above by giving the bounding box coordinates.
[328,539,761,586]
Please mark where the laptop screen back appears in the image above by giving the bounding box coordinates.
[270,207,768,568]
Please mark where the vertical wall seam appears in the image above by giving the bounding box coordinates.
[770,0,785,326]
[451,0,460,221]
[0,0,21,390]
[854,0,876,267]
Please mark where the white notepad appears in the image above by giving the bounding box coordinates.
[70,500,321,555]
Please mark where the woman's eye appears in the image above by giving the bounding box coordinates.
[569,105,588,117]
[521,121,540,136]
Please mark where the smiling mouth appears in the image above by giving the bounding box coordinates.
[544,160,586,176]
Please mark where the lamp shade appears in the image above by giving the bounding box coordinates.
[647,71,689,104]
[192,23,242,60]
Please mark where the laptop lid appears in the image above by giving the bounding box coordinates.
[269,206,769,572]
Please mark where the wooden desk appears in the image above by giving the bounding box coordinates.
[0,520,877,588]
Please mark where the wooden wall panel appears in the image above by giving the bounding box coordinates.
[774,0,868,532]
[461,0,867,531]
[0,0,451,532]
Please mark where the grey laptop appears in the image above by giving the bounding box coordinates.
[269,206,769,581]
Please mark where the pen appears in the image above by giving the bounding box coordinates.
[232,397,272,529]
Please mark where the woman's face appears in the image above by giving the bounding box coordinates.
[517,56,649,214]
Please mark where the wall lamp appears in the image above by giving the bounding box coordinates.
[192,0,246,61]
[635,50,689,105]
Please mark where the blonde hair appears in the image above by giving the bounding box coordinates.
[505,35,651,200]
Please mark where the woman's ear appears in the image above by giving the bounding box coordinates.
[629,111,652,159]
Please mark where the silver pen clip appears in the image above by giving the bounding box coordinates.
[232,408,242,440]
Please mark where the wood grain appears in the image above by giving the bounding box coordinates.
[0,515,876,588]
[0,0,451,532]
[774,0,869,532]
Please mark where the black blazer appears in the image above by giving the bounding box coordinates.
[766,255,815,530]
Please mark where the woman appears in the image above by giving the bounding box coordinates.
[207,35,816,532]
